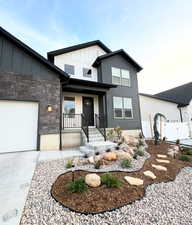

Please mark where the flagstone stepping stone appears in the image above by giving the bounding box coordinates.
[152,164,167,171]
[156,159,170,164]
[124,176,143,186]
[143,170,156,179]
[157,154,167,158]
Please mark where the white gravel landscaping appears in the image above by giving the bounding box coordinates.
[20,155,192,225]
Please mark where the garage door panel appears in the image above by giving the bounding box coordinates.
[0,101,38,152]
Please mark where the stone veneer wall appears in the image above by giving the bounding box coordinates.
[0,72,61,136]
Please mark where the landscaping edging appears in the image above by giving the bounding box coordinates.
[51,142,192,214]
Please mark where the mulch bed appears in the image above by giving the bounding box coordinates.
[51,141,192,214]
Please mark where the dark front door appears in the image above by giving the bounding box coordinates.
[83,97,94,126]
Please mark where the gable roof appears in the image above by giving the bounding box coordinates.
[155,82,192,106]
[92,49,143,72]
[139,93,182,104]
[47,40,112,63]
[0,26,69,80]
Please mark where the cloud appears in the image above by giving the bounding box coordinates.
[0,8,80,57]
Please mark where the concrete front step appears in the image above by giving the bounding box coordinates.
[86,141,117,152]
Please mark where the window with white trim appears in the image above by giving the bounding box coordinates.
[112,67,130,86]
[113,97,133,119]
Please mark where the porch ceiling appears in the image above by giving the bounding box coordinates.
[62,78,117,95]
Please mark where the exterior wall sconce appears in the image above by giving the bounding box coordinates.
[47,105,53,112]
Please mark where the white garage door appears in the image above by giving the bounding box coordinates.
[0,101,38,153]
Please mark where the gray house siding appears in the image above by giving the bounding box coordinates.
[99,54,142,130]
[0,35,61,136]
[0,35,57,81]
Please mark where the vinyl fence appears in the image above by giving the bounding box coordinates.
[142,120,191,141]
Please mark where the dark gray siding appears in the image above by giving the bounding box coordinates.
[0,35,58,81]
[99,54,142,130]
[0,35,61,136]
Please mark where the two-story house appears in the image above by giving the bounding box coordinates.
[47,41,143,149]
[0,26,142,153]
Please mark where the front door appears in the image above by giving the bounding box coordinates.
[83,97,94,126]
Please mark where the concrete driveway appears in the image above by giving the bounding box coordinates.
[0,151,39,225]
[0,149,83,225]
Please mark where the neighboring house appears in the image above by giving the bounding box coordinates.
[155,82,192,123]
[139,93,182,122]
[139,82,192,139]
[0,26,143,153]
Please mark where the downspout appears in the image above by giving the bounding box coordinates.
[59,79,69,150]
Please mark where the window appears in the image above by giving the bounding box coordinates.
[83,68,92,78]
[113,97,133,119]
[112,67,130,86]
[64,64,75,75]
[64,97,75,117]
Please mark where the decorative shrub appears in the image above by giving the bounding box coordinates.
[107,126,122,142]
[136,150,144,156]
[139,132,143,139]
[138,139,144,146]
[182,148,192,155]
[133,153,138,160]
[178,155,191,162]
[94,161,101,169]
[95,152,100,156]
[101,173,123,188]
[66,177,88,193]
[66,160,73,169]
[176,139,180,145]
[121,158,132,168]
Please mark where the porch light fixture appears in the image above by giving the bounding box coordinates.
[47,105,53,112]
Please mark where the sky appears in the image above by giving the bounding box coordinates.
[0,0,192,94]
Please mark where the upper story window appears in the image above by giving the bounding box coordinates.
[113,96,133,119]
[64,64,75,75]
[83,68,92,78]
[112,67,130,86]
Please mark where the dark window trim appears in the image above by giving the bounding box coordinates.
[112,96,133,120]
[111,67,131,87]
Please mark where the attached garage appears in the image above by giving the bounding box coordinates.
[0,101,39,153]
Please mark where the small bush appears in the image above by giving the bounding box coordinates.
[133,153,138,160]
[176,139,180,145]
[178,155,192,162]
[66,177,88,193]
[138,139,144,146]
[101,173,123,188]
[182,148,192,155]
[139,132,143,139]
[121,158,132,168]
[106,149,111,152]
[94,161,101,169]
[136,150,144,157]
[66,160,73,169]
[95,152,100,156]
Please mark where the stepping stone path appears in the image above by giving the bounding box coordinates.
[156,159,170,164]
[124,176,144,186]
[157,154,167,158]
[152,164,167,171]
[143,170,156,179]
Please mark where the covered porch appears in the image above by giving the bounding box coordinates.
[61,78,116,147]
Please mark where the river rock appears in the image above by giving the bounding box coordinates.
[85,173,101,187]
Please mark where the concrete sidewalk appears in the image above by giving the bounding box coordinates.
[0,149,83,225]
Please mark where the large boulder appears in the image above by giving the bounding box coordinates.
[116,150,132,160]
[119,143,135,155]
[85,173,101,187]
[103,152,117,161]
[123,135,139,146]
